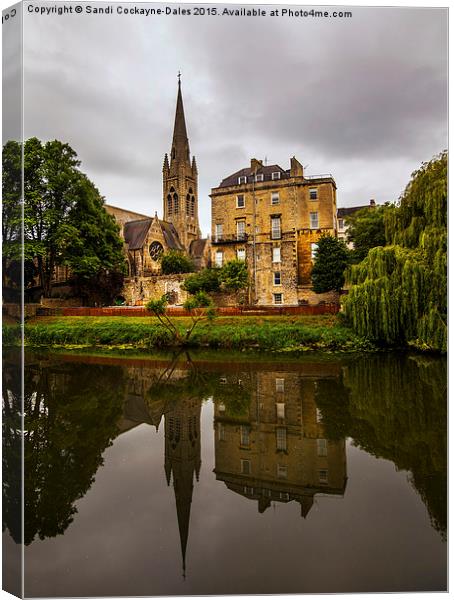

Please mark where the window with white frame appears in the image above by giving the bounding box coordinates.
[319,470,328,483]
[316,408,323,423]
[309,188,318,200]
[240,425,250,447]
[271,216,281,239]
[215,223,223,242]
[279,492,289,500]
[276,378,285,392]
[272,172,281,180]
[255,174,264,182]
[310,212,319,229]
[276,402,285,420]
[241,459,251,475]
[274,271,281,286]
[276,427,287,451]
[236,194,245,208]
[244,486,254,495]
[238,176,247,184]
[274,293,283,305]
[317,438,328,457]
[215,251,223,267]
[272,246,281,263]
[237,248,246,261]
[271,192,280,205]
[311,242,318,260]
[277,464,288,479]
[236,220,246,240]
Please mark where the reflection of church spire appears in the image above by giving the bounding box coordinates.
[164,397,202,578]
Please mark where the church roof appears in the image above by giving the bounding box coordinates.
[124,218,153,250]
[189,238,209,258]
[161,221,184,250]
[218,164,290,188]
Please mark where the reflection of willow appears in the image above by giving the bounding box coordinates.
[144,352,252,418]
[315,354,447,538]
[3,356,125,545]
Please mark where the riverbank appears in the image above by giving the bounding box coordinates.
[4,314,376,353]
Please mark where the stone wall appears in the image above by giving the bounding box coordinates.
[122,274,190,306]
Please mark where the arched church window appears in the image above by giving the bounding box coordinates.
[191,196,195,217]
[149,241,164,261]
[172,148,176,160]
[186,194,191,215]
[173,193,179,214]
[167,194,173,215]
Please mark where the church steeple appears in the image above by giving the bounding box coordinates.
[163,75,201,249]
[171,75,190,166]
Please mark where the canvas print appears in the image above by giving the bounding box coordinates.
[2,1,447,597]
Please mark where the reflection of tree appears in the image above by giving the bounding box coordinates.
[315,354,447,538]
[3,354,125,544]
[2,351,23,543]
[145,353,252,418]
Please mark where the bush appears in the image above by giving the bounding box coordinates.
[160,250,194,274]
[183,268,221,294]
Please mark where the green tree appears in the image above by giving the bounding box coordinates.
[4,138,126,301]
[311,235,349,293]
[346,204,388,262]
[183,268,221,294]
[343,151,447,351]
[220,259,248,292]
[160,250,194,274]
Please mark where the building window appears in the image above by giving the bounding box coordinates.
[280,492,289,500]
[310,212,319,229]
[273,293,283,305]
[319,470,328,483]
[276,427,287,451]
[173,193,179,214]
[274,271,281,286]
[271,216,281,239]
[271,192,280,205]
[272,246,281,263]
[237,194,245,208]
[244,486,254,495]
[310,188,318,200]
[276,402,285,420]
[238,176,247,184]
[276,378,285,392]
[237,248,246,261]
[316,408,323,423]
[237,220,246,240]
[149,241,164,261]
[255,174,264,182]
[311,242,318,260]
[215,251,223,267]
[218,423,226,441]
[215,223,223,242]
[317,438,328,457]
[272,172,281,180]
[338,218,344,229]
[241,459,251,475]
[240,425,250,447]
[277,464,288,479]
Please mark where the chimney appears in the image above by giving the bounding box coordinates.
[369,199,376,208]
[250,158,263,172]
[290,156,304,177]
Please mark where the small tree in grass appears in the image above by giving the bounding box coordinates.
[146,291,216,345]
[311,235,349,293]
[160,250,194,274]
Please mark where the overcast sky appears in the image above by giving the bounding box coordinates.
[5,3,448,235]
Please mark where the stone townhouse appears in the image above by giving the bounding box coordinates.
[210,157,338,305]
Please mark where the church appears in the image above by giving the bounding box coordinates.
[105,78,210,298]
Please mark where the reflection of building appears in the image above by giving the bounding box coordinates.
[210,157,337,305]
[337,199,376,247]
[214,370,347,516]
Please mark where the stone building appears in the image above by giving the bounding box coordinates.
[210,157,338,306]
[105,78,210,304]
[337,198,376,248]
[213,364,347,516]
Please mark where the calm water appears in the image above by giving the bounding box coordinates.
[3,349,447,596]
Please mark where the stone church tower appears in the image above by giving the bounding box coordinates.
[162,77,201,250]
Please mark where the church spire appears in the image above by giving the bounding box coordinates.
[171,74,190,166]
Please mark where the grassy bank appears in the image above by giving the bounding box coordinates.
[4,315,376,353]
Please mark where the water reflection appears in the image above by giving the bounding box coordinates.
[2,350,447,593]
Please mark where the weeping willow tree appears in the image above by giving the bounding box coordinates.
[344,151,447,352]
